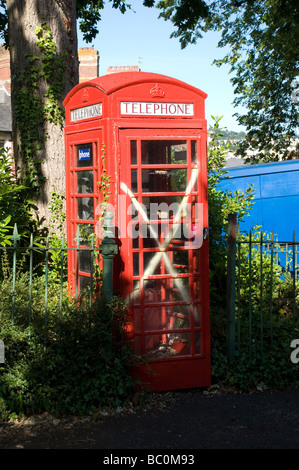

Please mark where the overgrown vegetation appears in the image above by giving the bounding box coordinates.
[0,268,138,420]
[157,0,299,162]
[210,236,299,391]
[207,123,299,390]
[207,116,255,309]
[0,147,38,246]
[0,139,139,419]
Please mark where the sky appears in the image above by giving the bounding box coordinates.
[77,2,247,132]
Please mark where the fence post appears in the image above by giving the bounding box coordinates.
[11,224,20,324]
[100,210,118,302]
[227,213,237,360]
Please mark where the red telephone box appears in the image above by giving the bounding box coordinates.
[63,72,211,391]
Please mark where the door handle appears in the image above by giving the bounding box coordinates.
[203,227,209,240]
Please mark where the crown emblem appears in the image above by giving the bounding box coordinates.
[82,88,89,103]
[150,83,165,98]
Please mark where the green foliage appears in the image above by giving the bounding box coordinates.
[213,127,247,152]
[156,0,299,162]
[207,116,255,310]
[157,0,210,48]
[0,268,138,419]
[76,0,139,43]
[46,188,68,279]
[0,147,36,245]
[96,143,113,228]
[210,229,299,391]
[211,339,299,392]
[213,0,299,162]
[15,22,66,195]
[48,188,66,236]
[1,1,155,48]
[35,24,67,126]
[2,1,297,163]
[207,117,299,391]
[98,143,112,204]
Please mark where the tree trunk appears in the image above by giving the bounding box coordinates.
[7,0,79,230]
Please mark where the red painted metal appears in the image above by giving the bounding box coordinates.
[63,72,211,391]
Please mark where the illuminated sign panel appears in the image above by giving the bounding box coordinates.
[120,102,194,116]
[70,103,102,122]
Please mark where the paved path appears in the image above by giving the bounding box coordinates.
[1,387,298,450]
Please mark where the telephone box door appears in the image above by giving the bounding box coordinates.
[65,131,104,294]
[118,128,210,391]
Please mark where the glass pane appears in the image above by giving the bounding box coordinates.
[142,168,187,193]
[79,249,92,273]
[192,304,201,327]
[143,251,163,275]
[171,223,191,245]
[132,224,139,249]
[169,332,191,356]
[143,278,190,303]
[143,250,190,275]
[145,332,191,358]
[191,168,198,191]
[77,197,94,220]
[77,224,94,246]
[133,252,139,276]
[133,308,141,332]
[142,196,183,220]
[144,304,190,330]
[79,275,91,291]
[141,141,187,165]
[142,225,160,249]
[191,140,197,163]
[172,250,189,274]
[130,282,140,305]
[130,140,137,164]
[76,143,93,167]
[131,169,137,193]
[77,170,93,194]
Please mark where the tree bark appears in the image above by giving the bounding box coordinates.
[7,0,79,230]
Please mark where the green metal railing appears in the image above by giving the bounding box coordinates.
[227,214,298,360]
[0,211,118,331]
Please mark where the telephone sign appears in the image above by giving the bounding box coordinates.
[78,148,91,161]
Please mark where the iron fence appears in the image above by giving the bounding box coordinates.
[0,211,118,334]
[2,212,298,363]
[227,213,299,360]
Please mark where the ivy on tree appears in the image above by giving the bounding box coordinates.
[15,23,67,195]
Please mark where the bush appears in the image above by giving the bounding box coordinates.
[207,118,299,391]
[0,147,38,247]
[210,228,299,391]
[0,271,138,420]
[207,116,255,314]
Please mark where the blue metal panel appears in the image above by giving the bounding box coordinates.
[261,171,299,199]
[219,175,261,199]
[217,160,299,240]
[236,199,263,235]
[262,196,299,241]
